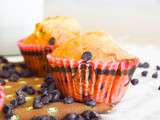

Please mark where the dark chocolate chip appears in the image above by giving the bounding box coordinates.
[84,99,96,107]
[89,111,101,119]
[81,110,91,120]
[0,70,11,78]
[2,66,9,71]
[156,65,160,70]
[8,68,17,75]
[0,79,6,85]
[81,111,90,120]
[5,110,14,119]
[141,71,148,77]
[33,96,43,109]
[158,86,160,90]
[31,115,56,120]
[21,85,28,92]
[64,113,77,120]
[41,82,48,89]
[49,90,61,102]
[142,62,149,68]
[138,62,149,68]
[131,79,139,85]
[48,93,53,101]
[81,110,101,120]
[0,56,8,63]
[81,51,93,61]
[16,95,26,105]
[48,37,55,45]
[152,72,158,79]
[75,115,85,120]
[6,63,15,69]
[39,88,48,96]
[19,69,34,77]
[63,97,74,104]
[41,95,50,105]
[48,83,56,92]
[9,73,20,82]
[16,88,25,97]
[100,84,103,90]
[3,104,13,113]
[10,99,18,108]
[44,74,54,84]
[18,63,27,69]
[25,86,36,95]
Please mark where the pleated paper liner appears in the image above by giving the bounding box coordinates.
[47,54,139,104]
[17,40,54,77]
[0,85,5,111]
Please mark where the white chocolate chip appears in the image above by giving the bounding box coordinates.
[26,106,33,112]
[26,96,33,101]
[34,84,41,89]
[48,107,58,116]
[5,94,14,99]
[18,81,27,85]
[10,115,20,120]
[4,85,12,89]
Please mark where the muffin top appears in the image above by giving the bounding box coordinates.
[51,32,136,61]
[22,16,81,46]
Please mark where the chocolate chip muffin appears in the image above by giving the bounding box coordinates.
[47,32,139,104]
[18,16,80,76]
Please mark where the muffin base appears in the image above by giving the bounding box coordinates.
[18,40,54,77]
[47,55,139,104]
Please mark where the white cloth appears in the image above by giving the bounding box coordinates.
[101,44,160,120]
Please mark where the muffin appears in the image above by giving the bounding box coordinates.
[47,32,139,104]
[18,16,80,76]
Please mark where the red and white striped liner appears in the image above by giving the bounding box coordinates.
[17,39,54,77]
[47,54,139,105]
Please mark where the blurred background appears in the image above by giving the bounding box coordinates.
[0,0,160,55]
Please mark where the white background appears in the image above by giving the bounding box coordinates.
[0,0,160,54]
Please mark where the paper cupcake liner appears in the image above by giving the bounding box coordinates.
[17,40,54,77]
[0,85,5,111]
[47,54,139,104]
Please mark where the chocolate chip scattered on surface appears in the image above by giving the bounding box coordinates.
[23,86,36,95]
[63,113,77,120]
[131,79,139,86]
[63,97,74,104]
[9,73,20,82]
[138,62,149,68]
[10,99,18,108]
[31,115,56,120]
[64,110,101,120]
[141,71,148,77]
[0,55,8,63]
[84,99,96,107]
[156,65,160,71]
[81,110,101,120]
[152,72,158,79]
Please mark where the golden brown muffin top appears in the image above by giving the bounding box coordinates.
[22,16,81,46]
[51,32,136,61]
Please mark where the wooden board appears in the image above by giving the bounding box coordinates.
[0,77,112,120]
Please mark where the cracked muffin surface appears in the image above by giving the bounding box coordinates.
[22,16,81,46]
[51,32,136,62]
